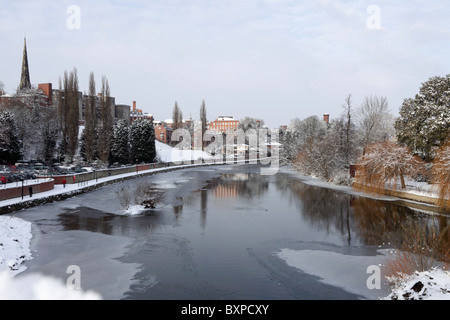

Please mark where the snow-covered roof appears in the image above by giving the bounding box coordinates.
[216,116,237,121]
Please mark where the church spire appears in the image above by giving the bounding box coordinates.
[19,37,31,91]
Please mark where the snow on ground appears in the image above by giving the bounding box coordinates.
[155,140,215,163]
[123,204,146,216]
[0,215,101,299]
[0,272,102,300]
[277,248,450,300]
[382,269,450,300]
[0,178,53,190]
[0,216,32,275]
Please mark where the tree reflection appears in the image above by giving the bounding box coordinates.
[275,173,450,253]
[275,174,355,245]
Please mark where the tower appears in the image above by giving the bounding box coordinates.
[19,37,31,91]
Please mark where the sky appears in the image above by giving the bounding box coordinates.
[1,0,450,128]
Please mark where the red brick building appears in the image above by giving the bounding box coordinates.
[154,121,173,144]
[208,116,240,134]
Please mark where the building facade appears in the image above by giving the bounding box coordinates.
[154,121,173,144]
[208,116,240,134]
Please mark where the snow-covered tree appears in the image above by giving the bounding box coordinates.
[280,116,328,164]
[432,138,450,209]
[239,117,265,131]
[9,88,48,160]
[130,120,156,164]
[395,75,450,161]
[0,110,22,164]
[111,120,130,164]
[40,106,60,165]
[356,95,394,154]
[296,132,344,181]
[355,141,425,191]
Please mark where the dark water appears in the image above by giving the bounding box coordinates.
[11,164,450,300]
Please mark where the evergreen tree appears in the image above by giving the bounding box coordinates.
[395,75,450,161]
[40,106,60,166]
[130,120,156,164]
[111,120,130,164]
[0,111,22,164]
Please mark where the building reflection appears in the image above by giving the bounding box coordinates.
[209,173,269,199]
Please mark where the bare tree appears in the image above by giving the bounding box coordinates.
[200,100,207,150]
[432,137,450,209]
[356,95,394,155]
[98,76,113,164]
[84,72,97,162]
[341,94,358,166]
[172,102,183,131]
[355,141,425,191]
[66,68,80,161]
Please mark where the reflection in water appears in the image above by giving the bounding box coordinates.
[275,172,450,265]
[189,173,269,230]
[58,207,166,237]
[200,189,207,230]
[208,173,269,199]
[275,174,356,245]
[59,207,117,235]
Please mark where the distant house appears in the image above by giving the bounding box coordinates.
[154,121,173,144]
[130,101,153,122]
[208,116,240,134]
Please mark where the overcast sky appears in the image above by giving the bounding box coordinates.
[1,0,450,128]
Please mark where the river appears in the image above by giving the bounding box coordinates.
[10,164,450,300]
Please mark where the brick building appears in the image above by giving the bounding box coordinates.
[208,116,240,134]
[154,121,173,144]
[130,101,153,122]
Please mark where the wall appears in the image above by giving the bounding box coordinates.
[46,164,157,185]
[0,179,54,201]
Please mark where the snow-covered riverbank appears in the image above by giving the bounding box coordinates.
[0,215,101,299]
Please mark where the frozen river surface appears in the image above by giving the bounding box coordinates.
[12,164,445,300]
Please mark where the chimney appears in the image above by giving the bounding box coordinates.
[133,101,136,111]
[38,83,53,106]
[324,113,330,125]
